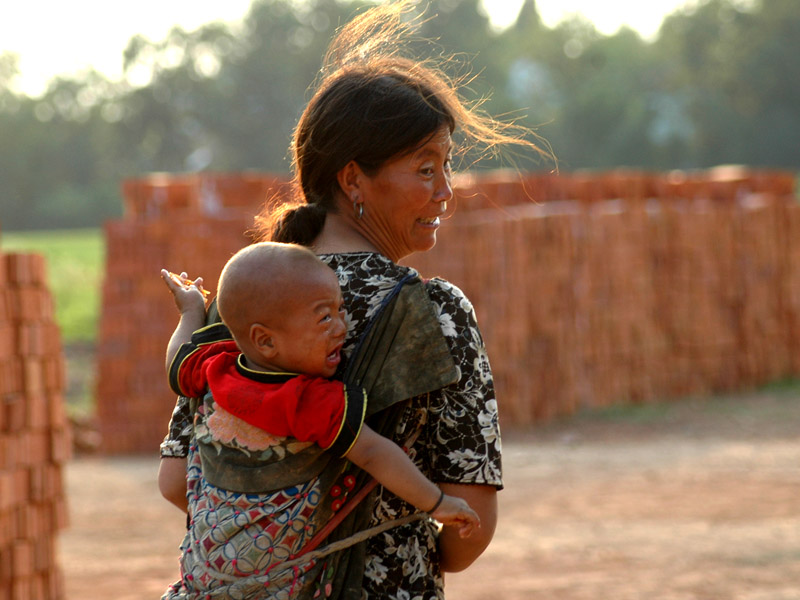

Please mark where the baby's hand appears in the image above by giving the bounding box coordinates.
[161,269,208,315]
[430,494,481,539]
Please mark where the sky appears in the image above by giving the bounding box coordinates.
[0,0,693,97]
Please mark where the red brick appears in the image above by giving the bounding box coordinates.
[23,394,48,431]
[21,360,44,397]
[48,429,71,464]
[11,540,34,578]
[0,471,14,511]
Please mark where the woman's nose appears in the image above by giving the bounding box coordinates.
[434,171,453,203]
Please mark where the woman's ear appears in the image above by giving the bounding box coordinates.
[336,160,363,200]
[250,323,277,358]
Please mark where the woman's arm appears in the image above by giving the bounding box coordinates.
[437,482,497,572]
[422,279,503,571]
[159,396,194,513]
[158,456,189,512]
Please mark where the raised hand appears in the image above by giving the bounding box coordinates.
[161,269,208,316]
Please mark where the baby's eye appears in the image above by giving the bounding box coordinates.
[320,314,332,323]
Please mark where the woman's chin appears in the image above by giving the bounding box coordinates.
[415,236,438,255]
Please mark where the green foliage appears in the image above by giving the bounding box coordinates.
[1,0,800,231]
[0,229,105,343]
[654,0,800,167]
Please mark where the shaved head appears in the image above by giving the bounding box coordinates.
[217,242,333,342]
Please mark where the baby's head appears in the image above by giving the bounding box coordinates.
[217,242,346,377]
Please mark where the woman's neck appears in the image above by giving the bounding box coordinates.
[311,212,384,256]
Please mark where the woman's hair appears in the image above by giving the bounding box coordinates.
[254,0,551,246]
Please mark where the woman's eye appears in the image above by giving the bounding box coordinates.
[320,314,332,323]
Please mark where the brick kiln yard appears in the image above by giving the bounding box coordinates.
[60,391,800,600]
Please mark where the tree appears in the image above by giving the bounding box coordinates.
[2,0,800,231]
[654,0,800,167]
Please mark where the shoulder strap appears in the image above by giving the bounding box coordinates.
[343,275,459,415]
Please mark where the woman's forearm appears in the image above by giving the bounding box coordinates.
[437,482,498,572]
[158,456,189,512]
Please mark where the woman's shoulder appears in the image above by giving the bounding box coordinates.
[422,276,475,318]
[318,252,477,324]
[319,252,417,287]
[320,251,405,271]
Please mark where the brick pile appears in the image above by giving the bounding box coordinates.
[95,168,798,452]
[0,250,70,599]
[96,173,289,453]
[407,169,799,423]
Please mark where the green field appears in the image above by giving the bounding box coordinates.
[1,228,105,344]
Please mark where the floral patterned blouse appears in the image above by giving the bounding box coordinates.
[161,252,503,599]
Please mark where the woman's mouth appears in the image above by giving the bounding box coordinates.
[417,216,440,226]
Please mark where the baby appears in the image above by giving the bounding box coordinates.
[161,241,479,537]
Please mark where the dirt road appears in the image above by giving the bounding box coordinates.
[59,392,800,599]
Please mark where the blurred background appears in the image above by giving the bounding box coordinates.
[1,0,798,442]
[3,1,800,598]
[2,0,796,233]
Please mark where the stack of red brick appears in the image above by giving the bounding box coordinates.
[0,250,70,599]
[96,173,289,453]
[407,168,800,423]
[95,168,798,453]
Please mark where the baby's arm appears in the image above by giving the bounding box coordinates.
[345,425,480,538]
[161,269,207,371]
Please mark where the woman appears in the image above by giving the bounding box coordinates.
[159,2,549,597]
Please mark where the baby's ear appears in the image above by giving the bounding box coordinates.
[250,323,277,357]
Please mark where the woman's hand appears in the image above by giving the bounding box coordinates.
[437,482,498,572]
[430,493,481,539]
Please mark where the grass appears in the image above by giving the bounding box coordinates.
[1,228,105,344]
[2,228,105,417]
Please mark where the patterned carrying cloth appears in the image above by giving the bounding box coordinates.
[163,274,458,599]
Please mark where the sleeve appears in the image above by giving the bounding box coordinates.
[327,384,368,457]
[211,375,366,456]
[159,395,194,458]
[423,278,503,489]
[167,323,236,397]
[160,299,227,459]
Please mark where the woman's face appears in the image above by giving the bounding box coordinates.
[356,126,453,261]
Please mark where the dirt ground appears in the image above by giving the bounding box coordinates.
[58,390,800,600]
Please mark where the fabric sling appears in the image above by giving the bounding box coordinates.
[301,274,459,599]
[185,273,458,599]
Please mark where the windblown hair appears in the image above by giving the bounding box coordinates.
[254,0,551,246]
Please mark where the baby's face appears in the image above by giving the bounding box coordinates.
[269,266,346,378]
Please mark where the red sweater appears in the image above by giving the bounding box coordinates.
[169,324,365,455]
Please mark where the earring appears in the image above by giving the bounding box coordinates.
[353,199,363,220]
